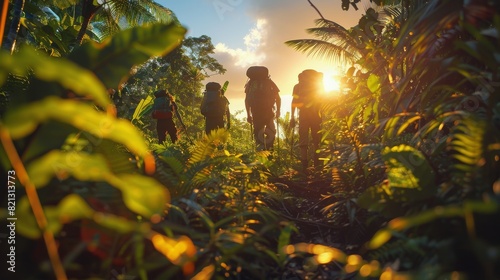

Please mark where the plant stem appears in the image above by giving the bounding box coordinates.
[0,0,9,47]
[0,125,68,280]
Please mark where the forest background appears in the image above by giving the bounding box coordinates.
[1,0,500,279]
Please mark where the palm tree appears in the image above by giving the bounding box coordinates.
[285,18,365,66]
[74,0,176,45]
[285,6,400,69]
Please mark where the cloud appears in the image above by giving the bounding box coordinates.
[214,19,268,68]
[205,1,372,119]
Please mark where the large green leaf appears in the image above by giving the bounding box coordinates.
[0,47,111,108]
[367,73,381,96]
[132,95,154,123]
[26,150,111,188]
[12,193,150,239]
[26,150,169,217]
[358,145,436,217]
[68,22,186,89]
[382,145,435,192]
[3,96,150,158]
[15,194,94,239]
[107,174,170,218]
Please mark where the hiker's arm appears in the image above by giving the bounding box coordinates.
[226,99,231,129]
[290,86,297,127]
[245,96,252,124]
[275,91,281,118]
[291,102,296,119]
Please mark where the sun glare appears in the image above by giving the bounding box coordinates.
[323,72,341,94]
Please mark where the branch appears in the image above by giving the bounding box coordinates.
[307,0,325,20]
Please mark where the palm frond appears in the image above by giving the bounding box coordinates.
[309,18,352,39]
[307,27,361,48]
[285,39,360,65]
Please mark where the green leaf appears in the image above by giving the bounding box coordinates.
[3,97,150,158]
[0,47,111,109]
[107,174,170,218]
[15,197,41,239]
[68,22,186,89]
[57,194,95,220]
[277,222,297,265]
[397,115,422,135]
[92,212,150,234]
[382,145,435,192]
[358,145,437,217]
[368,229,392,250]
[132,95,154,123]
[20,121,77,164]
[26,150,111,188]
[16,194,94,239]
[25,150,169,217]
[368,200,499,249]
[367,74,381,95]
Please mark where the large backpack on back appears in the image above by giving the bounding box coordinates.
[201,82,226,117]
[294,69,323,109]
[246,66,269,80]
[245,66,278,114]
[152,90,173,119]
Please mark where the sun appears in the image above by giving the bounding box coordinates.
[322,72,341,93]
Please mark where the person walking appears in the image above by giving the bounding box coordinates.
[200,82,230,134]
[244,66,281,151]
[290,69,324,173]
[152,89,185,143]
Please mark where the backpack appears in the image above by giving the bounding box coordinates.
[245,66,279,114]
[152,90,173,119]
[246,66,269,80]
[201,82,226,117]
[293,69,323,109]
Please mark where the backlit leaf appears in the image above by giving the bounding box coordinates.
[27,150,111,188]
[15,194,95,239]
[69,22,186,89]
[3,97,150,158]
[0,47,111,108]
[367,74,381,95]
[107,174,170,218]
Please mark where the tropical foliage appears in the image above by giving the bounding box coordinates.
[1,0,500,279]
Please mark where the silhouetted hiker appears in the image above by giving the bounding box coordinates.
[290,69,324,173]
[245,66,281,151]
[200,82,231,134]
[152,89,185,143]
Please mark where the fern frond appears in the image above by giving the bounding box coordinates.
[450,117,486,173]
[188,128,229,166]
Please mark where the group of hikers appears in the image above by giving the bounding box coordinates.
[151,66,325,173]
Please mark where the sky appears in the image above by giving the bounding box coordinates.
[160,0,373,118]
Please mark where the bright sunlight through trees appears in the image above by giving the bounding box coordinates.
[322,71,341,94]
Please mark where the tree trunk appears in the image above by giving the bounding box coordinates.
[2,0,25,53]
[75,0,99,46]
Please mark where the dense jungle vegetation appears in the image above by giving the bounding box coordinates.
[1,0,500,279]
